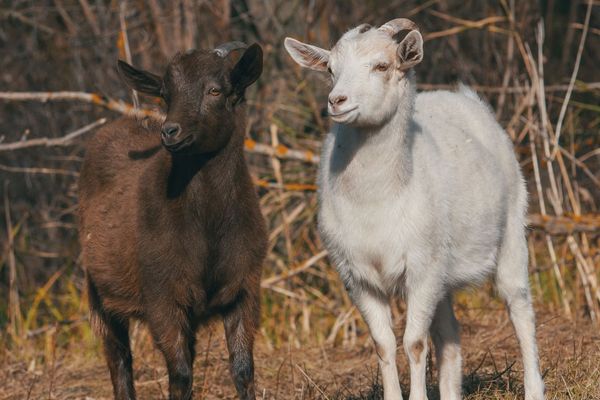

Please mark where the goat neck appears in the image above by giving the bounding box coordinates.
[166,113,246,200]
[330,75,417,194]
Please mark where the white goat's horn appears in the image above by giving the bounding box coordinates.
[214,41,247,57]
[378,18,419,35]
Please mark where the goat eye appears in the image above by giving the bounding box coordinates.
[208,87,221,96]
[375,63,389,72]
[327,67,333,75]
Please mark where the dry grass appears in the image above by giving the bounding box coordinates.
[2,299,599,399]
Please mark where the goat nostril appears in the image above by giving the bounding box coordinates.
[161,123,181,138]
[329,95,347,106]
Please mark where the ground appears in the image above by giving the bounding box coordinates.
[2,303,599,400]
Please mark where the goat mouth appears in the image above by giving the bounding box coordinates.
[329,106,358,121]
[163,135,194,153]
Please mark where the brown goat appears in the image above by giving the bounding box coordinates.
[78,42,267,400]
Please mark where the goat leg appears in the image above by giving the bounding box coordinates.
[223,288,260,400]
[88,277,136,400]
[103,316,136,400]
[147,306,195,400]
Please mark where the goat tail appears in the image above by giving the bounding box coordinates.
[86,272,108,338]
[457,83,497,116]
[456,82,481,102]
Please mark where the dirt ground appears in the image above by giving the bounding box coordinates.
[3,303,599,400]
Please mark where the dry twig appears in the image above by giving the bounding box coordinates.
[552,0,594,158]
[0,119,106,152]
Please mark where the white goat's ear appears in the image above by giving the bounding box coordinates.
[284,37,330,71]
[397,30,423,70]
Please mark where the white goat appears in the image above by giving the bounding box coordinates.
[284,19,545,400]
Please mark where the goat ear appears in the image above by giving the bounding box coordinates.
[284,37,329,71]
[117,60,162,96]
[230,43,263,95]
[397,30,423,70]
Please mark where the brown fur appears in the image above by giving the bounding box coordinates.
[79,45,266,400]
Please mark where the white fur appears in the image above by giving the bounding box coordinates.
[285,21,545,400]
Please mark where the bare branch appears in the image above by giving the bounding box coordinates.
[147,0,170,58]
[4,182,23,344]
[261,250,328,288]
[245,138,319,164]
[527,214,600,235]
[2,10,55,35]
[552,0,594,158]
[119,1,139,109]
[0,164,79,176]
[417,82,600,93]
[0,91,161,119]
[0,118,106,152]
[78,0,100,36]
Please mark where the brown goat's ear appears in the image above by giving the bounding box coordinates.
[230,44,263,97]
[283,37,329,71]
[117,60,162,97]
[397,30,423,71]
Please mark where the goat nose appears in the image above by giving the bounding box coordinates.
[161,122,181,138]
[328,95,347,106]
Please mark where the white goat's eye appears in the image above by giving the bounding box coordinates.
[208,87,221,96]
[327,66,333,75]
[374,63,390,72]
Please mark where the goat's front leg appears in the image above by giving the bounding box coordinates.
[350,287,403,400]
[147,306,195,400]
[403,275,443,400]
[223,287,260,400]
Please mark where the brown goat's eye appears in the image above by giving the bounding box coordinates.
[375,63,390,72]
[208,87,221,96]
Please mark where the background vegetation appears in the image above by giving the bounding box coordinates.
[0,0,598,398]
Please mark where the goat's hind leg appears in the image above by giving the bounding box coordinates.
[223,286,260,400]
[88,277,136,400]
[430,296,461,400]
[404,281,441,400]
[496,227,544,400]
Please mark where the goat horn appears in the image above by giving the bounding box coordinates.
[378,18,419,35]
[213,41,247,57]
